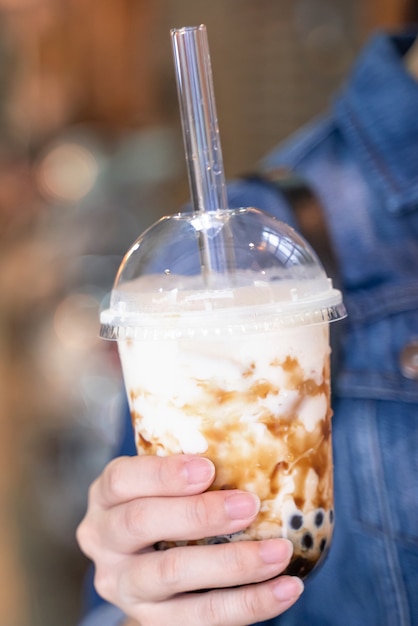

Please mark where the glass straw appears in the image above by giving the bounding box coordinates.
[171,25,228,214]
[171,25,235,281]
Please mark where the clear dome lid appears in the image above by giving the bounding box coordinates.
[100,206,346,340]
[100,26,345,341]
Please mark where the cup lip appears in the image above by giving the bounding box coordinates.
[99,289,347,341]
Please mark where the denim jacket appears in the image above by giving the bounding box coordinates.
[81,31,418,626]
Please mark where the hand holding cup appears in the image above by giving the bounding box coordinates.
[76,454,304,626]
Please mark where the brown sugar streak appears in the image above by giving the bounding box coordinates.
[131,352,333,526]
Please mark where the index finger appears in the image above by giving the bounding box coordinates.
[90,454,215,509]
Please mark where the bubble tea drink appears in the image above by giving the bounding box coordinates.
[100,25,346,579]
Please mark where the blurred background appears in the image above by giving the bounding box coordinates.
[0,1,407,625]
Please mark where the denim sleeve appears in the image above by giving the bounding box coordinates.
[226,178,298,227]
[78,604,126,626]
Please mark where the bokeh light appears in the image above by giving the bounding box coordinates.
[37,142,99,203]
[53,293,100,351]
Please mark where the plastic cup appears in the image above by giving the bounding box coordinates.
[99,25,346,579]
[100,207,346,577]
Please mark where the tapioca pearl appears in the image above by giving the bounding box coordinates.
[320,538,327,553]
[314,509,325,527]
[329,509,334,524]
[301,532,314,551]
[289,512,304,530]
[225,531,243,540]
[207,536,229,544]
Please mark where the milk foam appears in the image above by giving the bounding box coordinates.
[119,323,330,453]
[102,271,344,341]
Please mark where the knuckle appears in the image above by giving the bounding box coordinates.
[155,548,183,589]
[155,456,174,491]
[240,586,262,620]
[75,518,95,557]
[75,519,88,550]
[87,477,100,506]
[122,500,145,536]
[222,542,247,574]
[103,457,127,500]
[187,493,211,528]
[200,590,223,625]
[200,587,261,625]
[94,567,114,601]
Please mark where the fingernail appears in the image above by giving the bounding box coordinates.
[184,458,215,484]
[273,576,304,602]
[259,539,293,564]
[224,492,260,519]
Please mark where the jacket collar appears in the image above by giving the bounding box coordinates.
[334,31,418,214]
